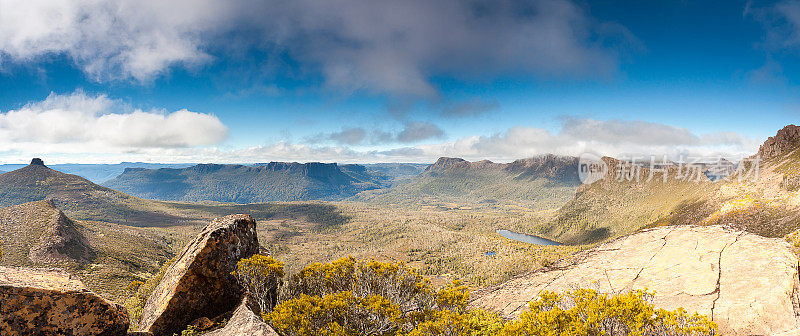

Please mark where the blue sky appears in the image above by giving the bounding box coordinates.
[0,0,798,163]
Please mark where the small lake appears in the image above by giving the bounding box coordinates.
[497,229,563,246]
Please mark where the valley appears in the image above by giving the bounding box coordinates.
[2,125,800,335]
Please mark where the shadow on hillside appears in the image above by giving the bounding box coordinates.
[572,227,611,245]
[170,202,352,230]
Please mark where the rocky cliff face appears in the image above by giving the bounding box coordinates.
[138,214,260,336]
[469,225,800,335]
[425,157,500,172]
[0,266,128,336]
[505,154,579,182]
[758,124,800,159]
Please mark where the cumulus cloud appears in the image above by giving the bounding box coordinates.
[0,0,634,94]
[0,91,228,153]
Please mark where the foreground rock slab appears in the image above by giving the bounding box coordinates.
[202,299,279,336]
[469,225,800,335]
[0,267,128,336]
[139,214,260,336]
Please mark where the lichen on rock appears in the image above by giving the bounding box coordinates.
[0,266,129,336]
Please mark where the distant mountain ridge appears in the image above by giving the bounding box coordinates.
[0,162,192,183]
[357,155,581,210]
[0,158,214,227]
[104,161,394,203]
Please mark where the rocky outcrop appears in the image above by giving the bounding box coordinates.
[0,266,128,336]
[202,299,279,336]
[505,155,579,182]
[426,157,500,172]
[758,124,800,159]
[29,205,94,263]
[30,158,45,166]
[469,225,800,335]
[138,214,260,336]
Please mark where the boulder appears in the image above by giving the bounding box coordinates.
[138,214,260,336]
[202,299,279,336]
[0,266,128,336]
[469,225,800,335]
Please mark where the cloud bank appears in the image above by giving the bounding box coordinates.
[1,112,759,164]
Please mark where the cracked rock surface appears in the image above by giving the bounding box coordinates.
[468,225,800,335]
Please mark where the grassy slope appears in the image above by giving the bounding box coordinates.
[0,200,175,299]
[0,164,215,227]
[553,144,800,245]
[548,157,720,244]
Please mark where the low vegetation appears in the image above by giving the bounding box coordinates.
[502,289,717,336]
[232,255,716,336]
[124,257,175,329]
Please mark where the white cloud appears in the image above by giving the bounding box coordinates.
[0,111,759,164]
[0,91,228,154]
[417,119,760,162]
[0,0,634,94]
[0,0,225,81]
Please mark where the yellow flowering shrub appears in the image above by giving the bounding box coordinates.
[405,309,504,336]
[499,289,717,336]
[232,254,285,313]
[266,291,400,336]
[252,256,716,336]
[284,256,436,313]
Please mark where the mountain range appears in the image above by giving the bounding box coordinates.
[0,162,192,183]
[104,162,395,203]
[355,155,582,211]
